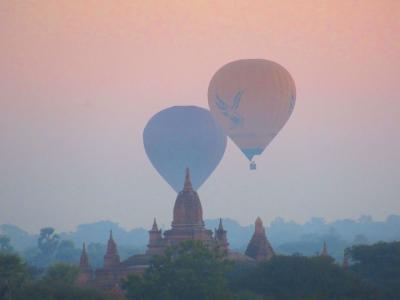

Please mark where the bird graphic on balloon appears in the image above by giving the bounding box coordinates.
[215,90,244,129]
[143,59,296,192]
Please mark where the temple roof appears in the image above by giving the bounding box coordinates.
[342,252,349,269]
[79,242,90,269]
[320,241,328,256]
[151,218,159,231]
[172,168,204,229]
[104,230,120,268]
[106,230,118,256]
[245,217,274,261]
[183,167,193,191]
[121,254,151,267]
[217,218,224,231]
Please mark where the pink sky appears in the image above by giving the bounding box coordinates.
[1,1,399,232]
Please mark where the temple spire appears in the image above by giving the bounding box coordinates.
[171,167,204,230]
[320,241,328,256]
[342,252,349,269]
[183,167,193,191]
[147,218,163,256]
[79,242,90,269]
[215,218,229,251]
[255,217,264,234]
[104,230,120,268]
[107,230,116,252]
[218,218,224,231]
[77,242,92,285]
[245,217,274,261]
[152,218,159,231]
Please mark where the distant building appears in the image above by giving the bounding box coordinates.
[342,251,349,269]
[245,217,275,261]
[320,241,329,257]
[77,242,91,285]
[78,168,274,289]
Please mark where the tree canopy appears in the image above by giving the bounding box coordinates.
[349,241,400,299]
[230,255,378,300]
[0,235,14,253]
[123,240,233,300]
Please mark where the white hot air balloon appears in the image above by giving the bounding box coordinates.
[208,59,296,170]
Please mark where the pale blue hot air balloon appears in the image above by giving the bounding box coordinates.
[143,106,227,192]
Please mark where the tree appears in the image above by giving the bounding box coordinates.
[13,278,114,300]
[38,227,60,256]
[353,234,369,245]
[26,227,61,267]
[123,240,233,300]
[55,240,80,263]
[0,234,13,253]
[11,261,113,300]
[349,241,400,299]
[87,242,107,268]
[230,255,378,300]
[0,252,112,300]
[44,263,80,285]
[0,253,29,300]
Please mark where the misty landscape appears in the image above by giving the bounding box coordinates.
[2,215,400,267]
[1,1,399,300]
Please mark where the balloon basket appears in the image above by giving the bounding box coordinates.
[250,161,257,170]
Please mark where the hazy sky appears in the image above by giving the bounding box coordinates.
[1,0,399,233]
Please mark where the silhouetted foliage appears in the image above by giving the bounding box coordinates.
[26,228,81,267]
[13,281,113,300]
[38,227,60,256]
[123,240,233,300]
[43,263,80,285]
[54,240,80,263]
[230,255,378,300]
[3,216,400,263]
[0,253,29,300]
[0,235,13,253]
[25,227,61,267]
[122,242,384,299]
[0,252,112,300]
[2,241,400,299]
[349,241,400,299]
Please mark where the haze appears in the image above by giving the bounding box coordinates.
[1,0,399,232]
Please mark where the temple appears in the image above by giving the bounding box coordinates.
[77,242,91,285]
[245,217,275,261]
[342,252,349,269]
[78,168,274,289]
[320,241,329,257]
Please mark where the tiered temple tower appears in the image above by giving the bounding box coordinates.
[214,218,229,252]
[163,168,214,245]
[342,252,349,269]
[245,217,275,261]
[94,231,123,289]
[104,230,120,268]
[320,241,329,257]
[146,218,164,255]
[77,242,92,285]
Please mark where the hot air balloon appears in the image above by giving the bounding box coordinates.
[143,106,227,192]
[208,59,296,170]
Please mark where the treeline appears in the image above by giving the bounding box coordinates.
[2,240,399,300]
[2,215,400,262]
[122,240,400,300]
[0,254,113,300]
[0,226,141,269]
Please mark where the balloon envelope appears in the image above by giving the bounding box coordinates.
[208,59,296,161]
[143,106,227,192]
